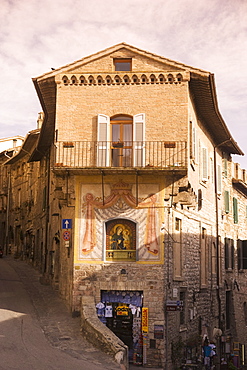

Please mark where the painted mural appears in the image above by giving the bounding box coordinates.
[78,180,161,261]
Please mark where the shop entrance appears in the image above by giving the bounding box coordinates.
[96,290,143,364]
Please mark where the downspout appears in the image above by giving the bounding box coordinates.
[44,151,51,274]
[5,168,11,255]
[165,171,175,370]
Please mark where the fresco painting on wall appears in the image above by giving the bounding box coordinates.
[79,181,161,261]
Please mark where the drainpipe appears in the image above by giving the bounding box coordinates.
[5,168,11,255]
[44,152,51,274]
[213,146,221,331]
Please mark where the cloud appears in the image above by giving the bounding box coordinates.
[0,0,246,165]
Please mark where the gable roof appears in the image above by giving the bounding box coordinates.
[5,129,40,164]
[34,42,210,80]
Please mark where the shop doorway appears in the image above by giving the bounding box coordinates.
[96,290,143,364]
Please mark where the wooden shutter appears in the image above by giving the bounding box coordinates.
[224,158,228,178]
[97,114,110,166]
[230,239,234,269]
[225,237,229,269]
[233,197,238,224]
[224,190,230,214]
[243,240,247,269]
[133,113,145,166]
[237,239,242,270]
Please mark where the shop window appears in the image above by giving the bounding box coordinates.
[106,219,136,261]
[97,290,143,364]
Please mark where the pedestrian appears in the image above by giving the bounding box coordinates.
[203,338,212,370]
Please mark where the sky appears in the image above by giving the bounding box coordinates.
[1,0,247,167]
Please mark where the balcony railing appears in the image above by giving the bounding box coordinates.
[54,141,187,169]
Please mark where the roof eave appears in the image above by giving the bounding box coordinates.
[189,73,243,156]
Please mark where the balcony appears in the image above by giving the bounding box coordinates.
[54,141,187,174]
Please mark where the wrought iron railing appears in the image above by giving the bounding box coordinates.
[54,141,187,169]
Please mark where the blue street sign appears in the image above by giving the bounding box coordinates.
[62,219,72,229]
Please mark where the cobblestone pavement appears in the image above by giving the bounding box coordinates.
[5,256,121,370]
[5,256,161,370]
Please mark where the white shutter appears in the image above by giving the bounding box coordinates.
[217,164,222,194]
[133,113,145,167]
[97,114,110,166]
[202,147,208,181]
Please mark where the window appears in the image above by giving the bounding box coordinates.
[233,197,238,224]
[202,147,208,181]
[189,121,196,161]
[244,302,247,325]
[179,291,186,326]
[105,219,136,261]
[225,237,234,270]
[217,164,222,194]
[224,190,230,214]
[114,58,132,71]
[198,189,202,210]
[223,157,228,178]
[173,217,182,279]
[111,115,133,167]
[200,227,207,287]
[97,113,145,167]
[212,241,217,275]
[237,239,247,270]
[226,290,232,330]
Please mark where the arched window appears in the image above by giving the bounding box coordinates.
[97,113,145,167]
[105,219,136,261]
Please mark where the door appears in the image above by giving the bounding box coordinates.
[111,115,133,167]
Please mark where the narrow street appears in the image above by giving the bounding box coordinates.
[0,256,121,370]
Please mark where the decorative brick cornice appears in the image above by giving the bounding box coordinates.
[56,71,190,86]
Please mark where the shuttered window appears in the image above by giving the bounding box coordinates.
[217,164,222,194]
[233,197,238,224]
[225,237,234,270]
[223,157,228,178]
[224,190,230,214]
[237,240,247,270]
[202,147,208,181]
[97,113,145,167]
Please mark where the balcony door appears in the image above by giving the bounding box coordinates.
[97,113,145,167]
[111,115,132,167]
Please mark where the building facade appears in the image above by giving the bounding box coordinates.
[1,44,247,368]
